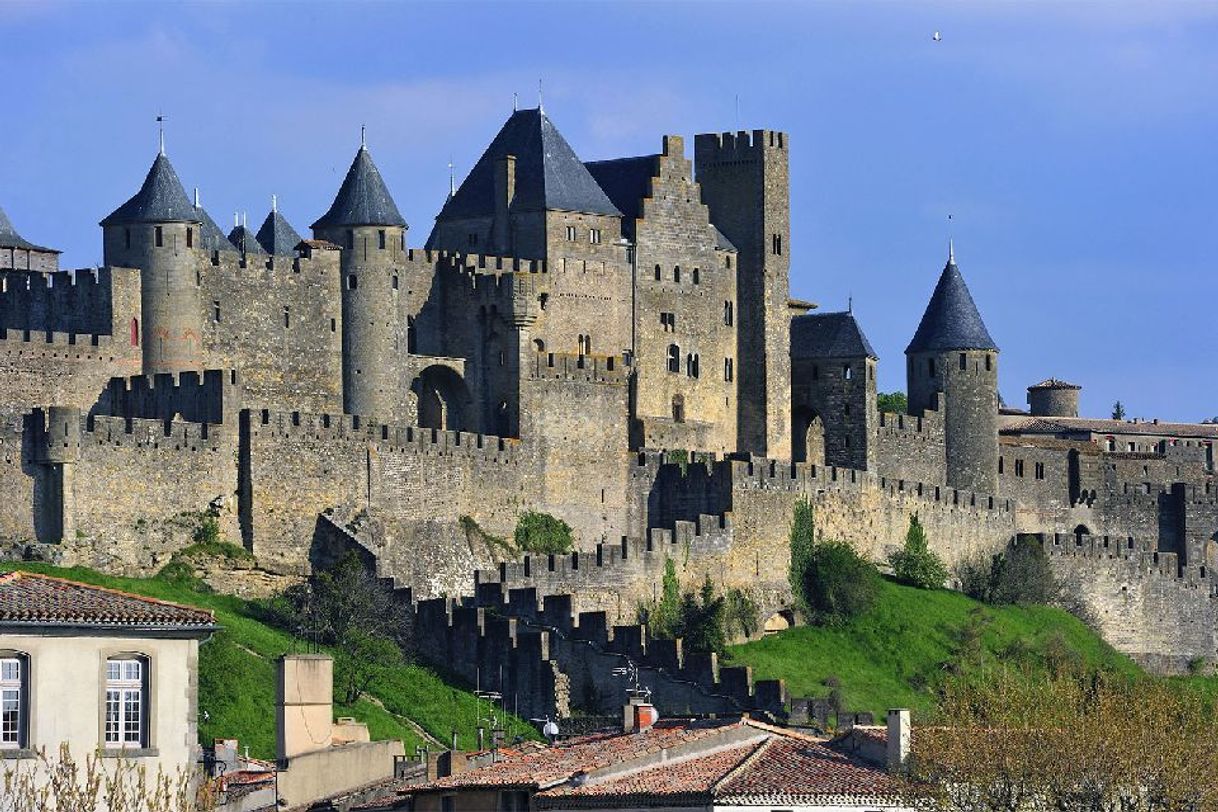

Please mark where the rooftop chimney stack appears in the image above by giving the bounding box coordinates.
[277,654,334,764]
[623,696,659,734]
[887,708,910,772]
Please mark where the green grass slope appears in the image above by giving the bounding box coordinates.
[2,563,538,759]
[725,577,1141,719]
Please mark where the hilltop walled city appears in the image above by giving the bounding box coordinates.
[1,105,1215,730]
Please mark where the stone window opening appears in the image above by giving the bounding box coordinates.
[725,255,732,269]
[661,312,675,332]
[771,233,782,255]
[154,226,163,248]
[533,338,545,353]
[654,264,662,281]
[104,655,149,749]
[1014,459,1025,477]
[723,301,733,326]
[589,228,602,244]
[283,307,291,329]
[330,318,336,333]
[667,344,680,374]
[843,364,852,380]
[130,318,139,347]
[674,266,681,283]
[348,274,358,290]
[578,334,591,356]
[565,226,577,242]
[959,353,967,371]
[0,652,28,750]
[392,275,399,290]
[928,358,936,377]
[985,354,992,371]
[724,357,733,382]
[213,301,221,323]
[377,230,386,250]
[1035,462,1045,480]
[692,267,700,284]
[672,394,685,423]
[999,457,1005,474]
[686,353,699,378]
[186,227,193,249]
[407,317,417,353]
[346,230,355,250]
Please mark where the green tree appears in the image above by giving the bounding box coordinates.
[788,497,816,616]
[889,514,948,589]
[640,557,682,638]
[802,539,880,626]
[959,536,1060,607]
[876,391,908,414]
[724,587,760,639]
[514,510,574,554]
[334,630,405,704]
[677,576,727,654]
[1111,400,1126,420]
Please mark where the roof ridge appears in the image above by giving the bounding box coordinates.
[0,569,215,620]
[711,735,773,795]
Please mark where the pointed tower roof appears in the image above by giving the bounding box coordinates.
[791,311,878,360]
[228,223,266,255]
[0,206,58,253]
[311,146,407,230]
[256,208,303,255]
[101,153,199,226]
[906,247,998,354]
[439,108,621,220]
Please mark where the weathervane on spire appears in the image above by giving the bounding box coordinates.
[513,92,518,112]
[947,213,955,263]
[272,194,277,214]
[360,124,366,149]
[156,113,166,156]
[538,79,544,114]
[447,158,455,200]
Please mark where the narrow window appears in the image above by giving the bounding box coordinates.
[844,364,852,380]
[213,301,221,323]
[407,317,417,352]
[723,301,733,326]
[104,657,147,748]
[928,358,936,377]
[692,267,700,284]
[985,354,992,371]
[130,318,139,347]
[654,264,662,281]
[348,274,358,290]
[186,227,193,248]
[124,229,131,250]
[392,275,399,290]
[725,255,732,269]
[346,230,355,249]
[154,226,163,248]
[566,226,577,242]
[724,357,733,382]
[533,338,545,353]
[667,344,680,373]
[772,234,782,255]
[589,228,601,244]
[330,318,337,333]
[1015,459,1025,477]
[1035,462,1045,480]
[672,395,685,423]
[378,230,386,250]
[999,457,1005,474]
[674,266,681,283]
[959,353,967,371]
[0,655,27,749]
[283,306,290,329]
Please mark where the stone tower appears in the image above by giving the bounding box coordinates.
[695,130,792,461]
[906,243,999,493]
[1027,378,1081,417]
[101,150,204,374]
[790,311,878,470]
[312,142,409,420]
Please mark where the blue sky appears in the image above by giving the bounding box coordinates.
[1,1,1214,420]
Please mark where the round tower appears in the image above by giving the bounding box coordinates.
[905,243,1000,494]
[1028,379,1081,417]
[312,141,409,420]
[100,149,203,374]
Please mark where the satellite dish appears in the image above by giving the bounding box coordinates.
[932,31,942,42]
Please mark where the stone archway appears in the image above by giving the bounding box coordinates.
[411,365,474,432]
[792,408,824,465]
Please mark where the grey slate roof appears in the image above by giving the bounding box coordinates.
[196,206,237,253]
[101,153,200,226]
[905,257,998,354]
[0,206,57,252]
[227,224,266,255]
[256,209,303,255]
[439,108,621,221]
[791,311,878,360]
[312,146,407,230]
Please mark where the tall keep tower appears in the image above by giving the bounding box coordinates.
[695,130,792,461]
[312,142,409,420]
[101,150,204,374]
[906,244,999,493]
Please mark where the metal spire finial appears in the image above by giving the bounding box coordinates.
[156,113,166,156]
[538,79,544,114]
[447,158,455,199]
[848,294,853,314]
[360,124,366,149]
[234,212,239,228]
[193,187,199,208]
[513,92,518,112]
[947,213,955,264]
[272,194,277,214]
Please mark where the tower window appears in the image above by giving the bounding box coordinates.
[667,344,680,373]
[392,275,399,290]
[346,230,355,249]
[566,226,577,242]
[213,301,221,323]
[692,267,700,284]
[999,457,1004,474]
[130,318,139,347]
[186,227,193,248]
[378,230,386,250]
[654,264,662,281]
[771,234,782,255]
[660,312,675,332]
[844,364,852,380]
[686,353,699,378]
[154,226,163,248]
[959,353,967,371]
[724,357,733,381]
[589,228,601,244]
[723,301,733,326]
[283,306,290,329]
[1015,459,1025,477]
[674,266,681,283]
[928,358,936,377]
[985,354,992,371]
[330,318,337,333]
[348,274,358,290]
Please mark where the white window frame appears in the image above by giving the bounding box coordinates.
[104,658,146,748]
[0,656,24,749]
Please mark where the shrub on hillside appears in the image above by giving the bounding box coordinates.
[889,514,948,589]
[514,510,574,555]
[800,539,880,626]
[959,536,1060,607]
[724,587,760,639]
[637,565,730,654]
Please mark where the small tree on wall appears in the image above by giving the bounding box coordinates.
[788,496,816,617]
[513,511,574,554]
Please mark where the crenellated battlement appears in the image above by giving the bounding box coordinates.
[694,129,788,161]
[103,369,242,425]
[82,413,227,452]
[526,351,629,385]
[247,408,519,462]
[876,409,943,437]
[0,328,118,350]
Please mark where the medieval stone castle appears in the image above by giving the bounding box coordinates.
[1,107,1215,709]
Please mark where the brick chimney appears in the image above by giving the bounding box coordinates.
[492,154,516,254]
[886,708,910,772]
[277,654,334,763]
[623,696,658,734]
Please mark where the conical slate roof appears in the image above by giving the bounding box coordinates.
[196,206,237,253]
[791,311,878,360]
[0,206,57,252]
[439,108,621,220]
[101,153,200,226]
[228,224,266,255]
[906,251,998,354]
[256,209,303,255]
[311,146,406,230]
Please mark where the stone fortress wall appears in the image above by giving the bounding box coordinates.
[0,106,1214,690]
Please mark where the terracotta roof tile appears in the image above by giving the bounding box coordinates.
[1002,415,1218,440]
[716,736,902,805]
[0,571,216,629]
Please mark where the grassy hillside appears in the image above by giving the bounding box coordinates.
[2,563,538,759]
[725,576,1142,719]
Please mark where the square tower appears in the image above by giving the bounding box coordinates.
[695,130,792,461]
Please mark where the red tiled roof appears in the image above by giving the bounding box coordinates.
[1002,415,1218,440]
[535,739,761,808]
[0,571,216,629]
[717,736,902,806]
